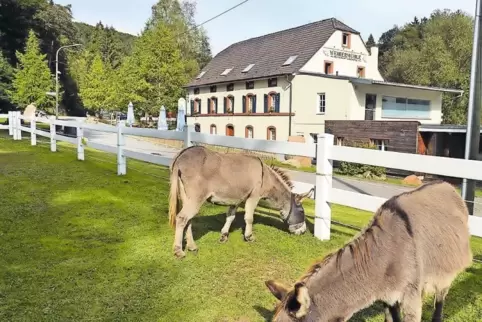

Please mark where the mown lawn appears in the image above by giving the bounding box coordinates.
[0,133,481,322]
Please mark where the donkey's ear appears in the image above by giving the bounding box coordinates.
[286,282,311,318]
[295,188,314,203]
[265,280,289,300]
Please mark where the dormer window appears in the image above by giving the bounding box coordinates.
[242,64,255,73]
[282,55,298,66]
[221,68,232,76]
[342,33,351,48]
[196,71,206,79]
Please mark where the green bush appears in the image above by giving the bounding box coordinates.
[336,141,386,180]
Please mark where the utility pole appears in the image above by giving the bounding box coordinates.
[55,44,82,118]
[461,0,482,215]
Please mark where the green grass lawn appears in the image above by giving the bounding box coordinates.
[0,133,481,322]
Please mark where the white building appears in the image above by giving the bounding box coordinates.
[184,18,462,142]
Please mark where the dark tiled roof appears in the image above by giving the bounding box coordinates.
[186,18,359,87]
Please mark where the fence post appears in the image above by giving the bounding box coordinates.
[183,124,194,148]
[49,116,56,152]
[117,122,126,175]
[314,133,334,240]
[77,123,84,161]
[30,116,36,146]
[16,111,22,140]
[8,111,13,136]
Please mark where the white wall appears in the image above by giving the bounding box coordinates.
[187,77,290,114]
[300,30,383,81]
[187,115,291,141]
[352,84,443,124]
[290,74,357,137]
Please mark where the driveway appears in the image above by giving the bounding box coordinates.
[83,130,482,216]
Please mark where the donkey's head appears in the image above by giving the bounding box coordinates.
[280,188,313,235]
[265,280,317,322]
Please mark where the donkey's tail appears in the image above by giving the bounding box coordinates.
[168,165,180,229]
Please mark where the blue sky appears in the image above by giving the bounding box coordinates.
[56,0,477,55]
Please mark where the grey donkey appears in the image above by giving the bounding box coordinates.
[168,146,314,259]
[265,180,473,322]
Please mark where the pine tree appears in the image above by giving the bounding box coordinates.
[8,29,55,111]
[366,34,376,54]
[79,53,112,112]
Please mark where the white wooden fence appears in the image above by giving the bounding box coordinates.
[1,111,482,239]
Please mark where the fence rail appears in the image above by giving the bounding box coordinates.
[2,111,482,239]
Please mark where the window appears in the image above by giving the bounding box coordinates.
[210,124,217,135]
[336,137,344,146]
[194,88,200,94]
[282,55,298,66]
[193,98,201,114]
[245,126,254,139]
[194,123,201,132]
[226,124,235,136]
[242,64,255,73]
[196,71,206,79]
[342,33,351,48]
[381,96,431,119]
[226,83,234,91]
[244,94,256,113]
[324,61,333,75]
[371,139,388,151]
[317,93,326,114]
[221,68,232,76]
[357,66,365,78]
[224,95,234,113]
[210,85,217,93]
[246,81,254,90]
[268,78,277,87]
[267,126,276,140]
[208,97,217,113]
[265,92,280,113]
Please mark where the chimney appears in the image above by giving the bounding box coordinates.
[370,46,379,67]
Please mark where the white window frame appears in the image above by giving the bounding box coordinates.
[316,93,326,114]
[371,139,388,151]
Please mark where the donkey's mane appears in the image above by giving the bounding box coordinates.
[297,206,386,284]
[267,164,294,190]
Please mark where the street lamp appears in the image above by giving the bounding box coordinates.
[55,44,82,118]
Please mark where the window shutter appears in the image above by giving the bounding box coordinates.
[207,98,211,113]
[275,93,280,112]
[242,95,246,113]
[232,97,235,112]
[252,95,257,113]
[215,98,218,113]
[190,100,194,115]
[264,94,268,113]
[223,97,227,113]
[199,100,202,113]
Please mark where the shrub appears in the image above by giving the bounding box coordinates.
[336,141,386,180]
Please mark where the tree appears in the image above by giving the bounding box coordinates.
[380,9,473,124]
[0,52,13,103]
[8,30,54,111]
[79,53,113,113]
[366,34,376,54]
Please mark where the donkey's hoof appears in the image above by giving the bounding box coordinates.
[244,234,256,242]
[219,233,229,243]
[187,245,199,253]
[174,247,186,259]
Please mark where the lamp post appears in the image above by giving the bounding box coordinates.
[55,44,82,118]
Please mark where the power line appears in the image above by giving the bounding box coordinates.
[193,0,250,30]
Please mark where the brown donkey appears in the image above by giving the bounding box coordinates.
[168,146,313,259]
[265,180,473,322]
